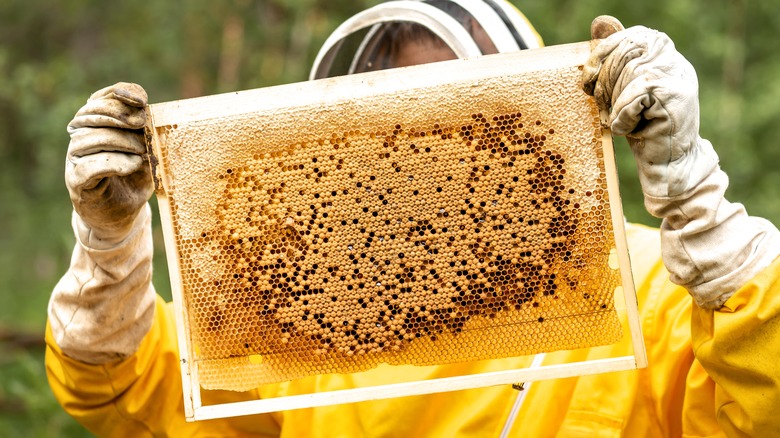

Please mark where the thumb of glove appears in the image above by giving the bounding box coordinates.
[590,15,625,40]
[582,16,624,99]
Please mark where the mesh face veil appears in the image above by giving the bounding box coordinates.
[310,0,543,80]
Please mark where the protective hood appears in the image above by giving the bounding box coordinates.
[310,0,543,80]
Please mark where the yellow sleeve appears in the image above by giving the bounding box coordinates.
[691,255,780,436]
[45,295,281,437]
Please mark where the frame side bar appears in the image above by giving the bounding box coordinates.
[599,110,648,369]
[144,116,202,419]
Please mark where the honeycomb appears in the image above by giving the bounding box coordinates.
[148,54,623,392]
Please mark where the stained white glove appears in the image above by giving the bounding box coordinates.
[65,82,154,246]
[582,17,780,308]
[49,83,156,363]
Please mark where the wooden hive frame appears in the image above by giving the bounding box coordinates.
[145,41,647,421]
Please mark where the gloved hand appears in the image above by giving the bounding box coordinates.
[582,17,718,198]
[66,82,154,246]
[50,83,157,363]
[581,17,780,308]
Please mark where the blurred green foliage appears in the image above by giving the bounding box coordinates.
[1,0,778,436]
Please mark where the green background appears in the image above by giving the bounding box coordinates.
[1,0,778,436]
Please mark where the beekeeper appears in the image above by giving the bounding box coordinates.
[46,1,780,436]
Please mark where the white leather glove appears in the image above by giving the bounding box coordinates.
[582,17,780,308]
[49,83,156,363]
[66,82,154,246]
